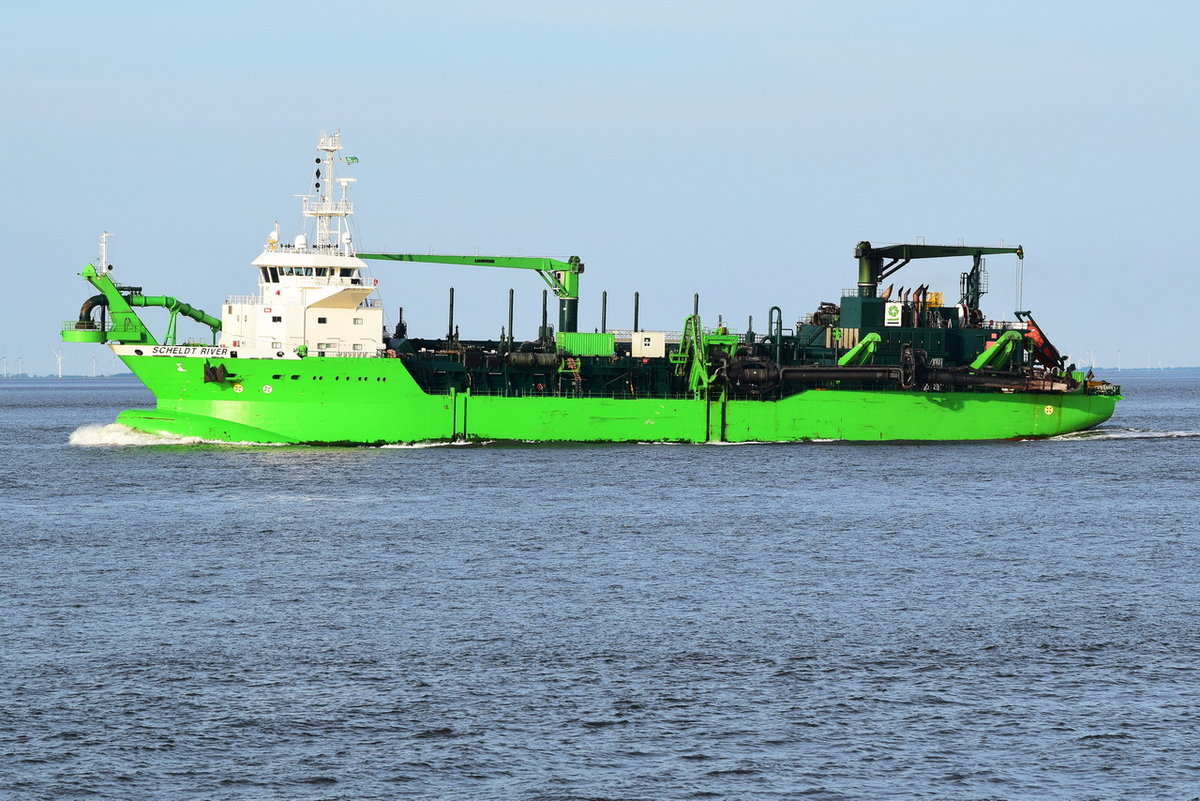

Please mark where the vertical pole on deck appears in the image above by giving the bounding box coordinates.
[507,288,514,353]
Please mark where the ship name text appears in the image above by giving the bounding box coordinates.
[150,346,230,358]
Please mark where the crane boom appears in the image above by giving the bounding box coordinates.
[358,252,584,333]
[854,241,1023,310]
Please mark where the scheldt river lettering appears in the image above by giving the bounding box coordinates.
[150,346,230,357]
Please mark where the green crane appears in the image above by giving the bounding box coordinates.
[61,263,221,346]
[854,241,1023,310]
[357,253,584,334]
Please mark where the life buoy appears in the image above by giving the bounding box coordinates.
[565,357,578,370]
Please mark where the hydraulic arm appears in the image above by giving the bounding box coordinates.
[358,252,584,333]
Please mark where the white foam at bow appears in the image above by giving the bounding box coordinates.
[69,423,204,447]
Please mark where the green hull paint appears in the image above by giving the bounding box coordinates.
[114,354,1118,444]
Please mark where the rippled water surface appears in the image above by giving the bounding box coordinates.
[3,371,1199,800]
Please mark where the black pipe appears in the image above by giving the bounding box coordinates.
[724,362,899,387]
[601,290,607,334]
[447,288,455,342]
[779,365,901,383]
[922,367,1052,391]
[78,294,106,322]
[559,297,578,334]
[768,306,783,364]
[633,292,640,333]
[538,289,553,343]
[693,293,699,320]
[76,294,107,329]
[507,289,514,353]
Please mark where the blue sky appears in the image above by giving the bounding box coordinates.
[3,0,1197,374]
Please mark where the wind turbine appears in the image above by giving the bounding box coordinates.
[53,348,63,379]
[16,357,24,377]
[0,354,6,379]
[90,355,97,378]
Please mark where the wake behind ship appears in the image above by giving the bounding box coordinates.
[62,131,1120,444]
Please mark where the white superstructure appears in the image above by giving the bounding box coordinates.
[220,130,382,357]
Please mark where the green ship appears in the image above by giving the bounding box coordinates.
[62,131,1119,445]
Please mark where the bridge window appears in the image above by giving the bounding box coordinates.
[268,267,279,282]
[317,317,327,324]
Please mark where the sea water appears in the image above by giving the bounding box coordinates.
[2,371,1198,800]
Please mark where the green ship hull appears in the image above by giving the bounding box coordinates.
[112,353,1117,444]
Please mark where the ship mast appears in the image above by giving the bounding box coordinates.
[304,130,355,255]
[98,231,112,272]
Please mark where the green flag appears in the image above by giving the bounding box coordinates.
[345,156,359,164]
